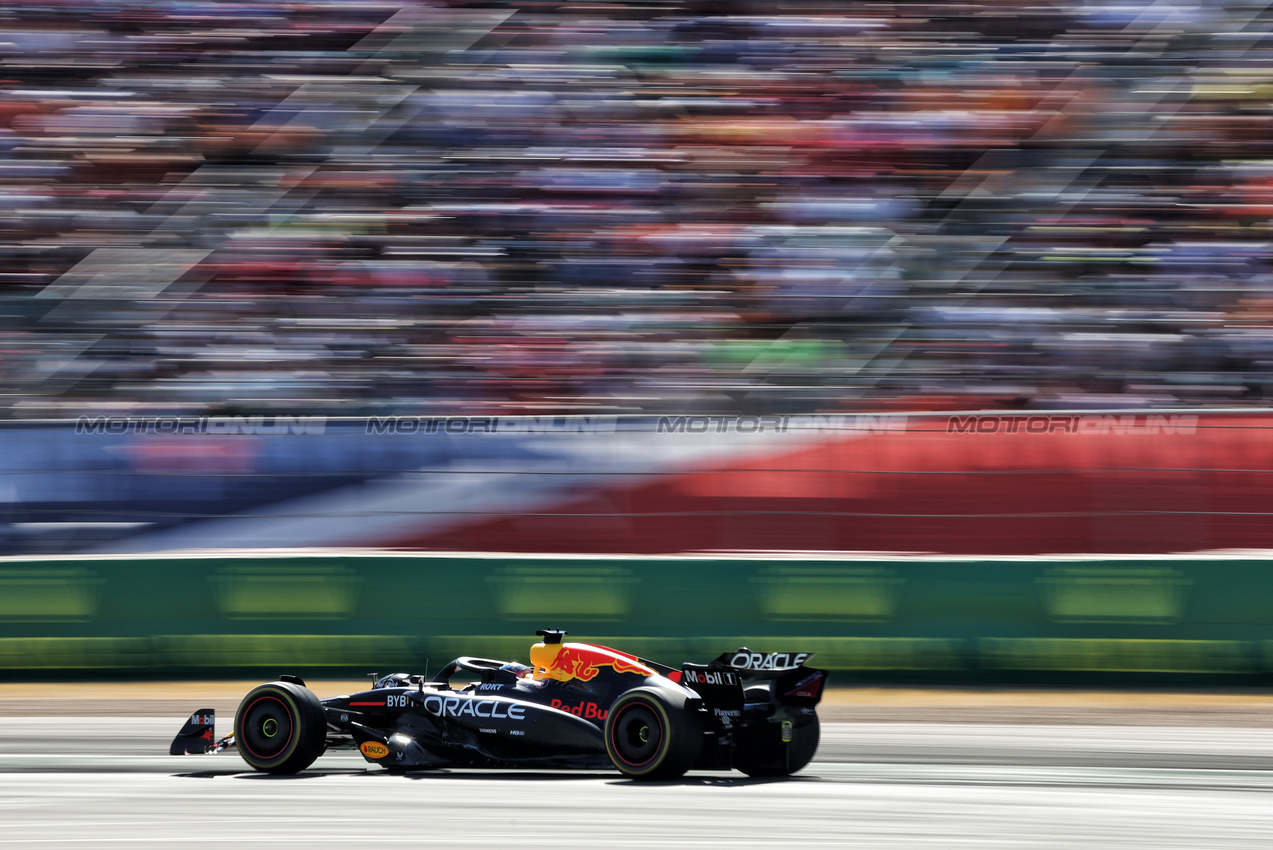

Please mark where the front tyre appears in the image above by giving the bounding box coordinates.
[234,681,326,774]
[604,687,703,780]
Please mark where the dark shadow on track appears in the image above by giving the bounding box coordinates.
[173,769,372,780]
[381,769,821,786]
[391,770,613,781]
[174,767,825,786]
[605,774,823,788]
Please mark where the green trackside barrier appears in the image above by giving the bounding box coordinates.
[1,552,1272,681]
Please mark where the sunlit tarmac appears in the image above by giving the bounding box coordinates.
[1,718,1271,848]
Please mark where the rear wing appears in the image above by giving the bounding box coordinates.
[710,649,814,676]
[699,647,828,708]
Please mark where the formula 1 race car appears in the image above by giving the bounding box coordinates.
[170,630,827,780]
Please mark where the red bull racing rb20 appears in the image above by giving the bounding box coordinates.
[170,630,827,780]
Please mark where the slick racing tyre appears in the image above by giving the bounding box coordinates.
[733,685,820,778]
[604,687,703,780]
[234,681,327,774]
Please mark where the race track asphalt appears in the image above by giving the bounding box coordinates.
[2,703,1273,849]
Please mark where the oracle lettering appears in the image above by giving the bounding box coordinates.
[421,695,527,721]
[729,651,810,670]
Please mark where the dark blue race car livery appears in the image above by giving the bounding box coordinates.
[171,630,827,780]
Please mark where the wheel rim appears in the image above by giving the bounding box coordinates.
[240,695,295,760]
[610,702,663,767]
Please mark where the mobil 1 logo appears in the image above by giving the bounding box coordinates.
[681,665,743,730]
[682,668,739,687]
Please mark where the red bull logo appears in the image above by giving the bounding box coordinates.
[550,698,607,720]
[531,641,654,683]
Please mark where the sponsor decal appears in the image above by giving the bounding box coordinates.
[549,698,607,720]
[421,695,527,721]
[713,707,741,728]
[784,672,825,700]
[386,694,411,708]
[682,669,739,687]
[539,644,653,683]
[360,741,390,759]
[781,721,793,743]
[189,712,214,727]
[729,651,811,670]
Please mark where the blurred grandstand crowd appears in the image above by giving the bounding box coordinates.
[2,0,1272,418]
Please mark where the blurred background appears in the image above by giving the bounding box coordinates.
[4,0,1273,421]
[3,0,1273,681]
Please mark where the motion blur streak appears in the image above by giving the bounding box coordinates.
[1,718,1272,848]
[3,2,1273,418]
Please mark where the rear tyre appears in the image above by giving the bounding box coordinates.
[734,685,820,778]
[604,687,703,780]
[234,681,327,774]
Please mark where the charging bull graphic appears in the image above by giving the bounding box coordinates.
[529,632,654,683]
